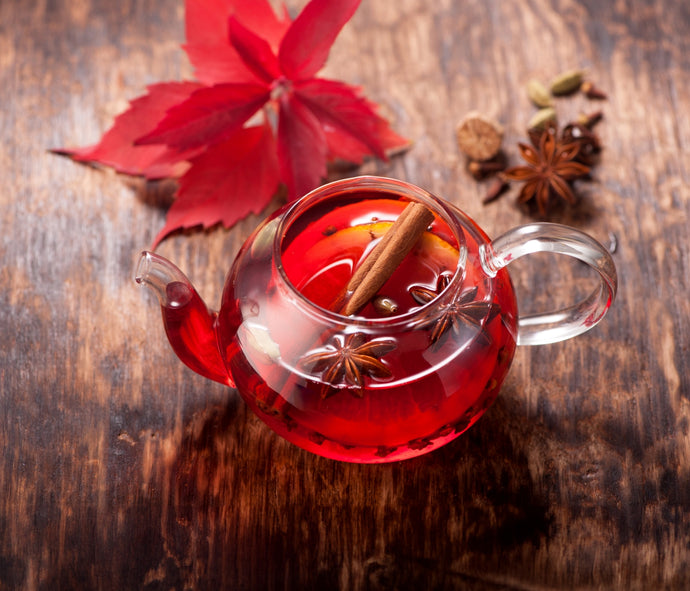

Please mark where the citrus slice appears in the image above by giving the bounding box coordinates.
[289,221,392,309]
[283,220,460,314]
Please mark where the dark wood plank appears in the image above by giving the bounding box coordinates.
[1,0,689,589]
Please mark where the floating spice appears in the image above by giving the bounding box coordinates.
[373,296,399,316]
[300,333,396,399]
[339,202,435,316]
[410,278,500,346]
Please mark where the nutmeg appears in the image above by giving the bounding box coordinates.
[456,112,504,161]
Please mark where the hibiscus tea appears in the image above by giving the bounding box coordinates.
[219,188,518,462]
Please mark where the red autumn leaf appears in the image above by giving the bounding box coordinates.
[327,110,410,165]
[56,82,203,178]
[277,92,329,202]
[185,0,289,51]
[228,18,282,85]
[295,78,405,162]
[153,122,280,247]
[278,0,361,80]
[135,83,271,149]
[57,0,409,246]
[183,0,289,85]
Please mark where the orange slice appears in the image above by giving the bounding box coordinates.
[285,221,460,312]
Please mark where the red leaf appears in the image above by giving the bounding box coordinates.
[224,0,290,50]
[324,113,409,165]
[135,83,270,149]
[321,129,372,165]
[228,17,282,85]
[279,0,361,80]
[58,82,203,178]
[59,0,408,246]
[184,0,290,85]
[152,122,280,247]
[295,78,407,162]
[277,92,328,201]
[183,44,259,87]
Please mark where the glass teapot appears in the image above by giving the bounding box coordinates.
[136,176,616,463]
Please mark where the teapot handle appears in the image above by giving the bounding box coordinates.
[479,223,617,345]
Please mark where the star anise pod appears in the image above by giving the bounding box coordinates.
[410,275,500,346]
[300,332,396,399]
[502,122,591,214]
[561,122,602,166]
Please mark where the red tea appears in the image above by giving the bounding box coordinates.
[281,197,460,317]
[161,281,231,386]
[216,190,518,462]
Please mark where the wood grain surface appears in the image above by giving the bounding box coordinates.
[1,0,689,589]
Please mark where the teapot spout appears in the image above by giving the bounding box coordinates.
[135,251,233,387]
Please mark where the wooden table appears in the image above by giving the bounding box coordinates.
[2,0,689,589]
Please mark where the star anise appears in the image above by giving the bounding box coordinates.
[300,332,396,399]
[561,122,602,166]
[410,275,500,346]
[502,122,591,214]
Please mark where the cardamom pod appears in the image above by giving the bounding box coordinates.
[526,79,552,108]
[527,107,557,131]
[550,69,584,95]
[373,296,399,316]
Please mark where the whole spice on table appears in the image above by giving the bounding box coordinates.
[527,107,557,131]
[467,157,507,180]
[549,69,584,95]
[561,122,602,166]
[482,178,510,204]
[456,112,504,161]
[475,66,607,211]
[577,110,604,128]
[526,79,553,108]
[581,81,608,100]
[501,122,590,214]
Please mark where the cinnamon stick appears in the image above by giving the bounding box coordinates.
[339,201,435,316]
